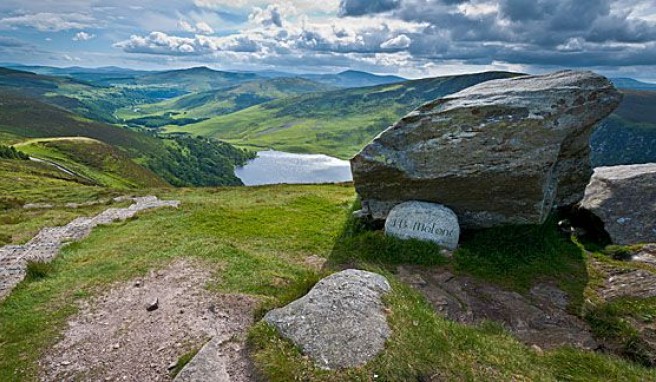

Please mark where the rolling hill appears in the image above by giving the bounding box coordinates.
[15,137,168,189]
[117,77,335,126]
[0,90,253,187]
[166,71,520,158]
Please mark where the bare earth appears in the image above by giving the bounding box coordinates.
[39,259,256,382]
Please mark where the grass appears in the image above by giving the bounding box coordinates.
[170,347,200,378]
[2,182,656,381]
[16,137,168,189]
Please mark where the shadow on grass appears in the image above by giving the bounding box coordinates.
[329,203,591,310]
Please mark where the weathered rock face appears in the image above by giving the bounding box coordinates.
[385,201,460,249]
[351,70,622,228]
[580,163,656,245]
[263,269,391,370]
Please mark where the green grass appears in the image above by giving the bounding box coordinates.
[16,137,168,189]
[0,184,354,380]
[2,181,656,381]
[170,347,200,378]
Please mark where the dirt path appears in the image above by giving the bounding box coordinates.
[0,196,179,301]
[39,259,257,382]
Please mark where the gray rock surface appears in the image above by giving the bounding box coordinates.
[385,201,460,249]
[173,335,253,382]
[397,266,597,350]
[351,70,622,228]
[0,196,180,301]
[263,269,391,369]
[580,163,656,245]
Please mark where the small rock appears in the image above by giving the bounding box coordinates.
[146,298,159,312]
[60,360,71,366]
[134,280,141,287]
[167,361,178,370]
[112,343,120,350]
[531,344,544,355]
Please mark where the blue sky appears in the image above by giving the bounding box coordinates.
[1,0,655,80]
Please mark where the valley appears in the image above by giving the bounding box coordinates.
[1,64,655,381]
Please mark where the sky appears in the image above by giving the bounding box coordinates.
[1,0,655,80]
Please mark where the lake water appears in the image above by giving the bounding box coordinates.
[235,150,353,186]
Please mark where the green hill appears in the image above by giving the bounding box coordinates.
[118,77,334,127]
[0,90,253,187]
[592,90,656,166]
[167,71,520,158]
[16,137,168,189]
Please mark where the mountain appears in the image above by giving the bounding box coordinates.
[611,78,656,91]
[168,71,520,158]
[301,70,406,88]
[119,77,335,127]
[131,66,260,92]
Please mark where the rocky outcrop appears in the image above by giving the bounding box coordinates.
[263,269,391,370]
[580,163,656,245]
[397,266,597,350]
[351,71,622,228]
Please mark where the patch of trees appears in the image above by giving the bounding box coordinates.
[0,145,29,160]
[145,135,256,187]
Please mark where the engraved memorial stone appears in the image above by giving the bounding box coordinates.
[385,201,460,249]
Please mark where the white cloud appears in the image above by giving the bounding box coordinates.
[0,12,95,32]
[178,20,214,34]
[73,31,96,41]
[380,34,411,49]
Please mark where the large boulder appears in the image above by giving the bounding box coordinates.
[580,163,656,245]
[351,70,622,228]
[263,269,391,369]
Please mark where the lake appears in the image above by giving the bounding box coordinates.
[235,150,353,186]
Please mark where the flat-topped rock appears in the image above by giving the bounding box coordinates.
[581,163,656,245]
[263,269,391,370]
[385,201,460,249]
[351,70,622,228]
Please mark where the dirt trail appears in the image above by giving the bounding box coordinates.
[39,259,257,382]
[0,196,179,301]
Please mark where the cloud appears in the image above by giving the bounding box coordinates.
[249,4,288,28]
[0,12,95,32]
[338,0,401,17]
[380,34,411,49]
[73,31,96,41]
[178,20,215,34]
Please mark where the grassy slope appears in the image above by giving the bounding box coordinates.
[16,137,168,189]
[0,90,251,187]
[166,72,520,158]
[2,179,656,381]
[0,158,135,245]
[591,90,656,166]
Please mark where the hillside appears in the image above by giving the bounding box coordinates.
[592,90,656,166]
[168,71,520,158]
[0,90,253,187]
[117,77,334,126]
[16,137,168,189]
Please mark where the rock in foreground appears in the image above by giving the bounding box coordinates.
[385,201,460,249]
[263,269,391,369]
[351,71,622,228]
[580,163,656,245]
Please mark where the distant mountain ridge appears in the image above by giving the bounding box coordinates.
[611,78,656,91]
